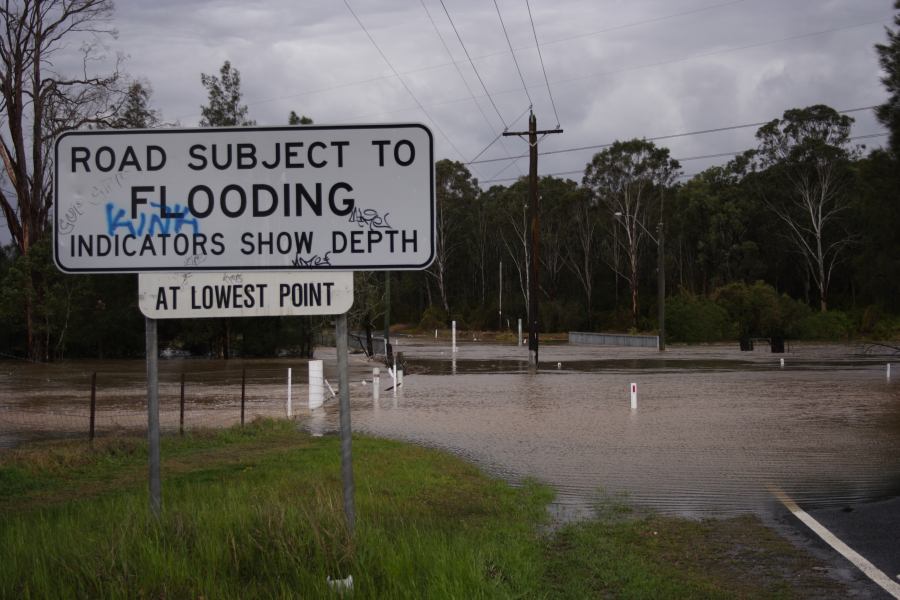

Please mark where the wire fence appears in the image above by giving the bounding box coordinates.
[0,361,332,448]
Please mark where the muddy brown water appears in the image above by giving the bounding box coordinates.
[2,340,899,520]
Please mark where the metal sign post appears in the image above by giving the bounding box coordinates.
[146,316,161,517]
[335,312,355,536]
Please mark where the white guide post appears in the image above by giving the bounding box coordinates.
[287,367,293,418]
[309,359,325,410]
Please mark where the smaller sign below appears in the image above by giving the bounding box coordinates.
[138,271,353,319]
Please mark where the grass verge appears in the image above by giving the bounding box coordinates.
[0,420,846,598]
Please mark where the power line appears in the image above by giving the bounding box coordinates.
[852,132,890,141]
[469,105,879,165]
[360,0,751,101]
[549,19,888,93]
[343,0,468,162]
[469,104,532,163]
[478,113,535,179]
[445,18,892,121]
[438,0,511,130]
[486,152,527,183]
[539,0,746,48]
[525,0,561,128]
[420,0,523,174]
[479,131,888,185]
[176,13,886,132]
[492,0,533,108]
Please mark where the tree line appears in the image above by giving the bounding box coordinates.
[1,0,899,360]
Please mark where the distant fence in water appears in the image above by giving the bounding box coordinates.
[569,332,660,349]
[0,362,329,449]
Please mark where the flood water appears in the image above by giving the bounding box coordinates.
[2,339,899,519]
[335,339,900,519]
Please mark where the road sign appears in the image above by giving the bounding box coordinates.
[54,124,434,273]
[138,271,354,319]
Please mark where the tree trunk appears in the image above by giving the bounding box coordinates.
[222,319,231,359]
[364,313,374,357]
[629,251,640,328]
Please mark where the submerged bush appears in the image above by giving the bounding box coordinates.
[796,310,853,341]
[712,281,810,341]
[666,292,731,343]
[418,305,448,331]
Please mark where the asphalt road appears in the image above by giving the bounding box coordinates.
[776,496,900,599]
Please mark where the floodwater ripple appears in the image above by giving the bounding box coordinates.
[342,341,900,518]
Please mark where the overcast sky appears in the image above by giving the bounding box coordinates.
[85,0,897,185]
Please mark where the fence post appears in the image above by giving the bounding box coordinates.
[241,368,246,427]
[287,367,293,418]
[89,372,97,443]
[179,373,185,436]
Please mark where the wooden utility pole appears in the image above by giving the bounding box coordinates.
[504,113,562,366]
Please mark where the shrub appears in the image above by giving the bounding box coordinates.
[871,314,900,341]
[466,303,497,331]
[418,305,448,332]
[713,281,811,341]
[796,310,854,341]
[540,300,587,333]
[666,292,731,343]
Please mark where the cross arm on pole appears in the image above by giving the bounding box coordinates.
[503,128,563,136]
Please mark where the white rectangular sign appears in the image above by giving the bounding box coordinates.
[138,271,354,319]
[54,124,434,273]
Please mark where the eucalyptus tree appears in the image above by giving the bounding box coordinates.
[200,61,255,127]
[583,139,680,327]
[488,181,530,317]
[0,0,124,359]
[850,150,900,313]
[752,105,859,312]
[538,176,578,301]
[430,159,478,316]
[670,158,766,295]
[876,0,900,154]
[557,181,600,326]
[110,81,161,129]
[288,111,313,125]
[468,183,495,309]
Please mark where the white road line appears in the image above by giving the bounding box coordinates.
[770,486,900,599]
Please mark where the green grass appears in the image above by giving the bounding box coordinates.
[0,420,847,599]
[543,500,842,599]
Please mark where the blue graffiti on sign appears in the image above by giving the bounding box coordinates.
[105,202,200,236]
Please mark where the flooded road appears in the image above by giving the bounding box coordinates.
[2,339,899,520]
[333,340,900,519]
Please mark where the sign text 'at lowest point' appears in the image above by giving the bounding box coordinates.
[138,271,354,319]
